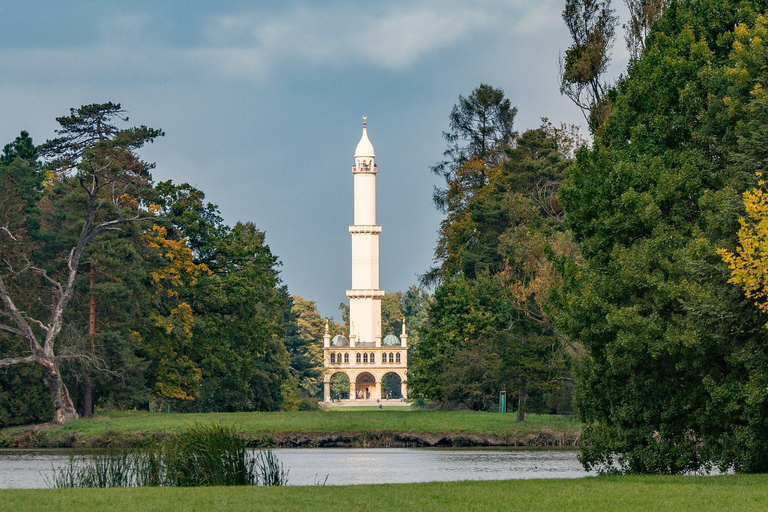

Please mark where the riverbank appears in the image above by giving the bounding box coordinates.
[0,411,581,449]
[1,475,766,512]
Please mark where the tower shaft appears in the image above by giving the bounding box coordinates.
[346,124,383,347]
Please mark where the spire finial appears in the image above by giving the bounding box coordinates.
[325,319,329,336]
[363,116,367,129]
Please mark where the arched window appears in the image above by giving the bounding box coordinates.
[370,353,375,363]
[344,353,349,363]
[396,353,401,363]
[389,353,394,363]
[356,353,361,363]
[330,353,336,364]
[363,353,368,363]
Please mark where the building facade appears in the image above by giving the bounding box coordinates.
[322,119,408,403]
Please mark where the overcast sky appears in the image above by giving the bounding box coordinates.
[0,0,629,319]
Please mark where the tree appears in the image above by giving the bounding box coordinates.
[285,295,327,400]
[154,182,292,412]
[560,0,618,130]
[558,4,768,473]
[0,133,50,427]
[623,0,667,60]
[430,84,517,214]
[415,91,579,413]
[0,103,161,424]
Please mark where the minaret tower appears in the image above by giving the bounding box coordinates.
[346,117,384,347]
[321,118,408,405]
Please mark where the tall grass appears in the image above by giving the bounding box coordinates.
[50,424,288,488]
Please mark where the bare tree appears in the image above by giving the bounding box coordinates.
[0,103,162,425]
[624,0,667,60]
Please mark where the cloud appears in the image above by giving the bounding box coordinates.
[0,0,566,87]
[191,0,561,81]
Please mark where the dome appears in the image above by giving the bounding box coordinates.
[331,334,349,347]
[354,123,375,158]
[382,334,400,346]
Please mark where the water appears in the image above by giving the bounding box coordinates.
[0,447,589,488]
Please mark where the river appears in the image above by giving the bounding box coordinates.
[0,448,589,488]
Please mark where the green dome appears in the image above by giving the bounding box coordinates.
[331,334,349,347]
[382,334,400,346]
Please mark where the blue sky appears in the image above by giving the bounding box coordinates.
[0,0,629,318]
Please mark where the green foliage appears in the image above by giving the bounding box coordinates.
[430,83,517,215]
[156,183,291,412]
[329,372,350,400]
[283,295,327,402]
[381,372,402,399]
[559,0,768,473]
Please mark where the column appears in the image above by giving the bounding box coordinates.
[375,380,382,401]
[323,381,330,402]
[350,381,357,401]
[401,380,408,400]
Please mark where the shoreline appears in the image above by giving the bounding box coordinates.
[0,410,581,449]
[0,428,581,449]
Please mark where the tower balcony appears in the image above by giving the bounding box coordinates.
[349,225,382,234]
[346,289,385,299]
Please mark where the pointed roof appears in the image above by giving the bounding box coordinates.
[354,117,375,158]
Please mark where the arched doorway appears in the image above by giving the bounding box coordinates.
[381,372,402,399]
[330,372,350,400]
[355,372,376,400]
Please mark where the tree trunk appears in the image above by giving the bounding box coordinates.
[517,388,526,423]
[83,262,96,417]
[44,362,78,425]
[83,382,93,418]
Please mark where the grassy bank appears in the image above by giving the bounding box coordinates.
[0,410,580,448]
[1,475,766,512]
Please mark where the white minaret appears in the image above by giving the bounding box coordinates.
[346,117,384,347]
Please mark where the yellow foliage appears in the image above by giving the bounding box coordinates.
[145,225,210,298]
[719,173,768,327]
[118,193,139,209]
[143,225,209,401]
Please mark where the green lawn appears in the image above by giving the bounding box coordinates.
[1,410,580,446]
[1,475,765,512]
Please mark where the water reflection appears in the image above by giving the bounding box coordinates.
[0,447,590,489]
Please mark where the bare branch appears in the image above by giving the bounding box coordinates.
[0,355,37,368]
[23,315,50,333]
[0,274,43,352]
[0,323,24,336]
[26,263,64,295]
[0,226,18,241]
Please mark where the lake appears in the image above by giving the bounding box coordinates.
[0,448,589,488]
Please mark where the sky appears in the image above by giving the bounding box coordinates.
[0,0,630,319]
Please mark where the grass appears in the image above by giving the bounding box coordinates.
[50,424,287,488]
[1,475,767,511]
[1,410,580,446]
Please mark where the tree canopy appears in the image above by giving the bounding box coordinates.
[558,0,768,473]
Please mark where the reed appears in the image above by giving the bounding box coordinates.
[50,424,288,488]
